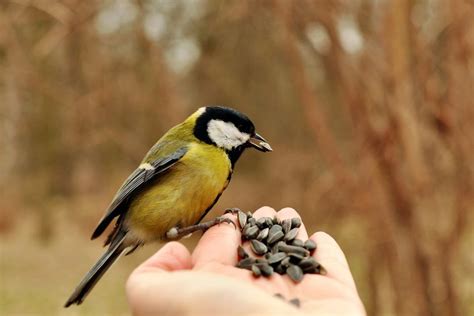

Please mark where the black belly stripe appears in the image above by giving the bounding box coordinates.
[194,171,233,225]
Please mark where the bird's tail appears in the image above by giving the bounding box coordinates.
[64,232,127,307]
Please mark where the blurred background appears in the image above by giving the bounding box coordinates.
[0,0,473,315]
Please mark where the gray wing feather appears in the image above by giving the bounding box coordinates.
[91,146,188,239]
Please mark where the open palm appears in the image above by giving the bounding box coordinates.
[127,207,366,315]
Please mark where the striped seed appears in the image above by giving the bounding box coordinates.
[237,211,248,229]
[287,265,304,283]
[304,239,317,251]
[250,239,268,255]
[284,227,299,242]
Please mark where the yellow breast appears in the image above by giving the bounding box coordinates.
[125,142,231,241]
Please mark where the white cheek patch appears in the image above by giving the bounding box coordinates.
[207,120,250,150]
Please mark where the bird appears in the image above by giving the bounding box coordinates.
[64,106,272,307]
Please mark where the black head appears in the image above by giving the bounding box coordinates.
[193,106,272,165]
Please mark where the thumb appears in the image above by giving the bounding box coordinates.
[126,242,192,314]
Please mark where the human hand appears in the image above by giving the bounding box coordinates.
[126,207,366,315]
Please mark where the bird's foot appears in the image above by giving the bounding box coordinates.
[166,216,236,240]
[223,207,242,215]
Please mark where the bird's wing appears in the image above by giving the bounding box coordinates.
[91,146,188,240]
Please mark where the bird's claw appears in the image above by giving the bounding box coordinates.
[216,216,237,230]
[224,207,242,215]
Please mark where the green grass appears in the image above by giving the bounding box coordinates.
[0,215,162,316]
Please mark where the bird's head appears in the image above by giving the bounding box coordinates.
[192,106,272,163]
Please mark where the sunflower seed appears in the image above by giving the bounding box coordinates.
[242,222,252,232]
[287,265,304,283]
[250,239,268,255]
[267,252,287,264]
[318,265,327,275]
[272,241,285,253]
[272,216,280,225]
[289,252,305,260]
[291,239,304,247]
[236,257,255,269]
[292,255,305,263]
[265,217,274,227]
[298,257,318,272]
[268,225,284,243]
[243,225,259,240]
[256,217,267,228]
[237,245,249,259]
[282,219,292,234]
[238,211,248,228]
[256,228,269,241]
[274,264,286,274]
[277,244,310,257]
[289,298,301,307]
[255,258,267,264]
[270,224,282,232]
[267,230,284,244]
[252,264,261,277]
[281,257,291,267]
[291,217,302,228]
[304,239,317,251]
[308,263,326,275]
[248,217,257,225]
[264,252,272,259]
[284,227,299,242]
[260,263,274,277]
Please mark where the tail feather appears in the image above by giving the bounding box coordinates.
[64,233,127,307]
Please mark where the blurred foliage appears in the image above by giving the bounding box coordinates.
[0,0,473,315]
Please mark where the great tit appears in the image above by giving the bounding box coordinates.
[65,106,272,307]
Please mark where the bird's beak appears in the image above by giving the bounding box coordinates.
[248,133,272,152]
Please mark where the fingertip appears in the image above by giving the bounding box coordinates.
[312,231,334,240]
[310,231,349,267]
[310,231,357,290]
[278,207,301,218]
[258,205,276,211]
[254,206,277,215]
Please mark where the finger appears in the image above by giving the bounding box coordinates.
[134,241,192,273]
[311,231,357,290]
[192,213,241,267]
[277,207,308,241]
[253,206,277,218]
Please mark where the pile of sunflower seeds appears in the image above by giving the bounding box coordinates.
[234,210,325,283]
